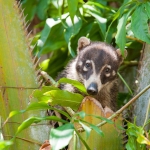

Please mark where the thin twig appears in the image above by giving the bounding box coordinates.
[40,71,56,85]
[4,135,41,146]
[96,84,150,128]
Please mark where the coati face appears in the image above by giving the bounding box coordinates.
[75,37,127,95]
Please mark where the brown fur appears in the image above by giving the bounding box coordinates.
[57,37,127,111]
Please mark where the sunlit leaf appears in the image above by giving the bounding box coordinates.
[33,86,59,101]
[87,1,111,11]
[50,123,74,150]
[0,140,13,150]
[16,116,67,135]
[58,78,87,94]
[137,134,150,145]
[44,90,83,110]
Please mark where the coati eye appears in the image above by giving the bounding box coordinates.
[105,68,110,73]
[85,62,91,68]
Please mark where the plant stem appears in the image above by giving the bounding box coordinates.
[96,84,150,128]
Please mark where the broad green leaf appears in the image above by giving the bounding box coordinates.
[16,116,67,135]
[115,6,135,55]
[131,4,150,44]
[22,0,37,21]
[137,134,150,145]
[79,121,91,139]
[67,0,78,23]
[38,18,61,52]
[44,90,83,110]
[64,15,82,57]
[58,78,87,94]
[36,0,51,20]
[105,0,134,42]
[8,102,71,120]
[126,137,137,150]
[39,22,66,54]
[33,86,59,101]
[50,123,74,150]
[0,140,13,150]
[85,6,107,39]
[26,102,71,119]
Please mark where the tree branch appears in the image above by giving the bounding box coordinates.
[96,84,150,127]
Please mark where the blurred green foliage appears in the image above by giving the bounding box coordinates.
[21,0,150,80]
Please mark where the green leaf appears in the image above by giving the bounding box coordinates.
[50,123,74,150]
[8,102,71,120]
[22,0,37,21]
[145,2,150,19]
[75,111,86,119]
[36,0,51,20]
[86,114,113,124]
[16,116,67,135]
[87,1,111,11]
[38,18,61,51]
[0,140,13,150]
[81,120,104,137]
[39,20,66,54]
[64,15,82,57]
[85,6,107,39]
[8,110,25,118]
[74,129,91,150]
[131,4,150,44]
[33,86,59,101]
[79,121,91,139]
[115,6,135,55]
[58,78,87,94]
[88,123,104,137]
[67,0,78,23]
[137,134,150,145]
[44,90,83,111]
[105,0,134,42]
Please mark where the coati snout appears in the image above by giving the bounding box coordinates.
[58,37,127,111]
[87,82,98,95]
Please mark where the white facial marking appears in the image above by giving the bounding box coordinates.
[83,66,88,71]
[78,61,83,66]
[86,60,91,63]
[107,65,111,69]
[84,60,103,92]
[105,73,111,77]
[112,70,116,76]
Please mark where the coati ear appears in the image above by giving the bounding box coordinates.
[116,49,128,64]
[77,37,90,53]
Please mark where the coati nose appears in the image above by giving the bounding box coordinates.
[87,83,98,95]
